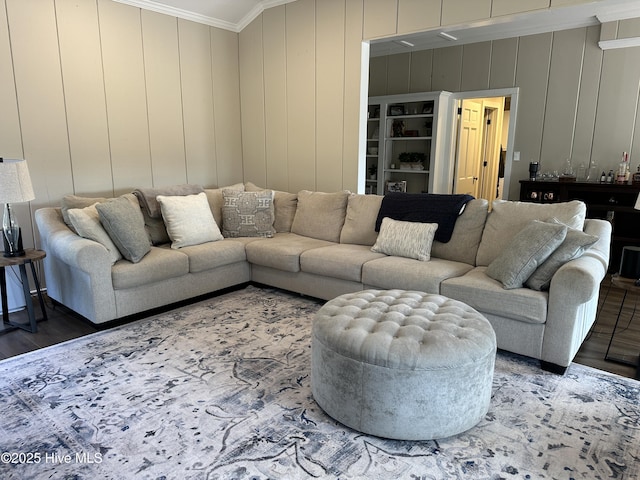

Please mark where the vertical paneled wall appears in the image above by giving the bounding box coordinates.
[241,0,609,198]
[0,0,242,249]
[369,26,640,199]
[239,0,364,193]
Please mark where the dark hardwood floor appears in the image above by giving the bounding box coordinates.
[1,277,639,379]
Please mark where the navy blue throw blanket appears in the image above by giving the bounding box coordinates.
[375,192,474,243]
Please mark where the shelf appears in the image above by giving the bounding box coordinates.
[386,136,432,141]
[387,114,433,120]
[385,168,429,174]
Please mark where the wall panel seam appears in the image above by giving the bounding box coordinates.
[95,0,116,195]
[53,0,75,193]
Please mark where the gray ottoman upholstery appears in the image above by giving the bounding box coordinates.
[311,289,496,440]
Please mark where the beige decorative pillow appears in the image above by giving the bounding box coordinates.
[291,190,350,242]
[222,189,275,238]
[339,193,383,246]
[486,220,567,289]
[476,200,586,266]
[204,183,245,228]
[244,182,298,232]
[67,203,122,264]
[371,218,438,261]
[157,192,223,249]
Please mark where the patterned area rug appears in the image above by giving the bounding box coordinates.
[0,285,639,480]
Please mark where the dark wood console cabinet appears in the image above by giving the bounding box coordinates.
[519,180,640,272]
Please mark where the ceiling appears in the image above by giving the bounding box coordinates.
[112,0,297,32]
[370,0,640,56]
[114,0,640,52]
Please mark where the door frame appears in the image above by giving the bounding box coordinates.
[445,87,519,200]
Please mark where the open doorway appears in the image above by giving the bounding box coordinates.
[450,88,518,204]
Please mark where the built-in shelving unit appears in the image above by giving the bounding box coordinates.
[367,92,452,195]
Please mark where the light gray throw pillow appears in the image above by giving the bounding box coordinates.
[525,227,598,291]
[486,220,567,289]
[371,217,438,261]
[96,195,151,263]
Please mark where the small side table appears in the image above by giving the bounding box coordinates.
[0,248,48,334]
[604,274,640,379]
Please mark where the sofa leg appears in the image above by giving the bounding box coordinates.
[540,361,567,375]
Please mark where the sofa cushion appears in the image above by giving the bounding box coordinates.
[61,194,108,232]
[339,193,383,246]
[245,232,334,272]
[244,182,298,233]
[111,246,189,290]
[441,267,549,325]
[96,194,150,263]
[157,192,223,249]
[476,200,586,266]
[362,256,474,294]
[204,183,245,228]
[525,228,598,291]
[300,244,385,282]
[67,203,122,264]
[178,239,247,273]
[431,199,488,265]
[291,190,349,242]
[371,217,438,261]
[222,189,275,238]
[486,220,567,289]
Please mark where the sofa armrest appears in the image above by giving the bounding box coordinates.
[36,208,112,272]
[35,207,117,323]
[541,218,611,368]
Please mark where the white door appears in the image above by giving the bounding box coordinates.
[478,99,505,203]
[454,100,483,196]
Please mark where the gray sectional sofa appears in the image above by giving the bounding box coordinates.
[34,182,611,373]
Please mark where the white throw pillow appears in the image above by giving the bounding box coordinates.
[371,217,438,261]
[157,192,223,249]
[67,203,123,264]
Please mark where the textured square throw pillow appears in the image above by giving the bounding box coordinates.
[486,220,567,289]
[96,195,151,263]
[371,217,438,261]
[157,192,223,249]
[525,228,598,291]
[221,189,276,238]
[67,203,123,264]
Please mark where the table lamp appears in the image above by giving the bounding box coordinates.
[0,158,35,257]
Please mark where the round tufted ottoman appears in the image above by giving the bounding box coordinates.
[311,289,496,440]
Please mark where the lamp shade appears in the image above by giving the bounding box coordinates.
[635,192,640,210]
[0,159,35,204]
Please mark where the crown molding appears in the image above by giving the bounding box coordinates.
[598,37,640,50]
[112,0,296,33]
